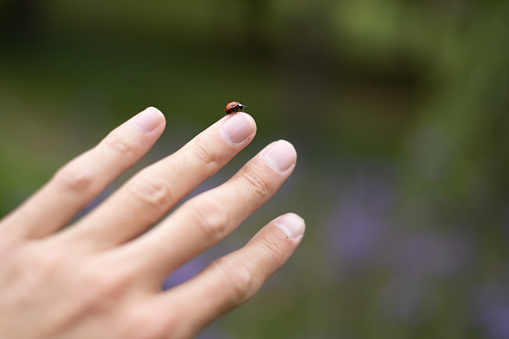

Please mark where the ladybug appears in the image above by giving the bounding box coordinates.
[224,101,246,115]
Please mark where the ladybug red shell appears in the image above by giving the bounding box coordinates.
[224,101,246,115]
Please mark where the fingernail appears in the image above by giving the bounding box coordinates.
[220,113,255,144]
[263,140,296,172]
[275,213,305,240]
[133,107,164,132]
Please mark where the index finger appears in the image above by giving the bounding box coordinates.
[0,107,165,240]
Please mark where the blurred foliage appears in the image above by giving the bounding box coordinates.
[1,0,509,338]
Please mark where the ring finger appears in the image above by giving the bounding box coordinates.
[118,139,297,283]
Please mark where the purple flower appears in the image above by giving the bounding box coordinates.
[162,257,206,290]
[475,282,509,339]
[325,170,395,271]
[390,231,472,279]
[197,327,232,339]
[377,276,438,323]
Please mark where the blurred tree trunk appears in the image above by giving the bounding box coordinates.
[243,0,269,53]
[0,0,44,44]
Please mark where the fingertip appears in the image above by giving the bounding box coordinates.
[262,140,297,173]
[274,212,305,241]
[239,112,257,132]
[145,106,164,115]
[219,112,257,145]
[144,106,166,126]
[133,107,166,133]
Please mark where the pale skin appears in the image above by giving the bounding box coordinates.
[0,107,305,339]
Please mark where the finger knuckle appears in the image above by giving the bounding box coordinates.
[215,256,254,304]
[259,235,287,267]
[54,160,95,193]
[241,170,271,201]
[192,135,219,168]
[189,197,228,242]
[131,175,174,214]
[102,131,135,159]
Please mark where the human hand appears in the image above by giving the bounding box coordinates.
[0,107,304,339]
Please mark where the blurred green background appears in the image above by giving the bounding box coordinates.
[1,0,509,338]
